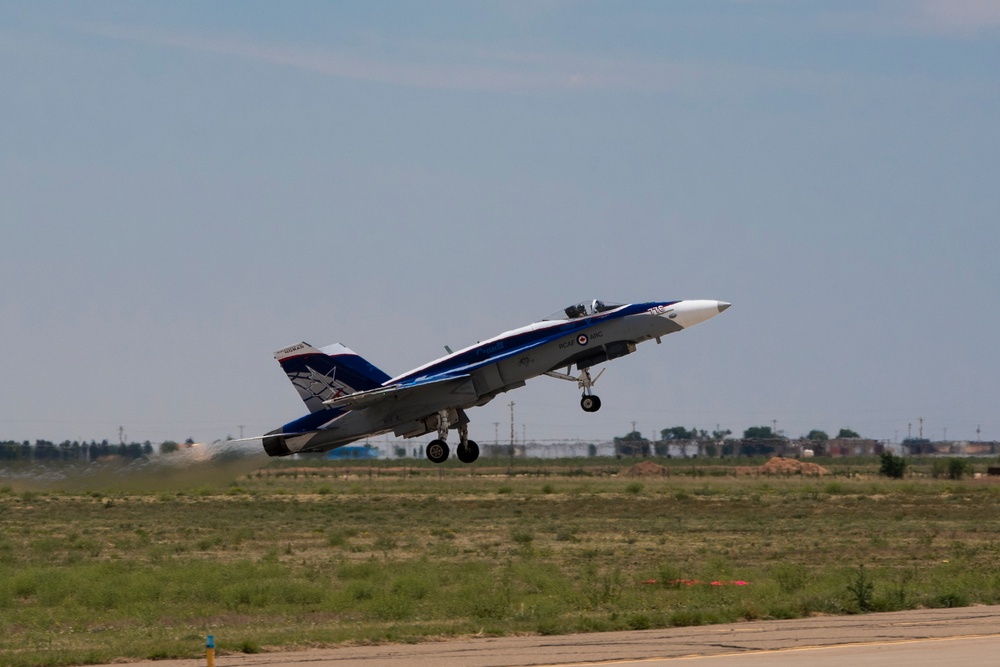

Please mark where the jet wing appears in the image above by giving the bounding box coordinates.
[322,374,474,410]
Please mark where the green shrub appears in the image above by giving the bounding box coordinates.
[879,452,907,479]
[511,529,534,545]
[948,458,971,480]
[846,565,875,612]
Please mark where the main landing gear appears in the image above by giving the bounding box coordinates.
[545,366,605,413]
[425,409,480,464]
[423,364,606,464]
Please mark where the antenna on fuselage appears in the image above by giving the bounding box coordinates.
[444,345,453,354]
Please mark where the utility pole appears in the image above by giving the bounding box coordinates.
[493,422,500,458]
[919,417,924,440]
[509,402,515,466]
[238,425,245,439]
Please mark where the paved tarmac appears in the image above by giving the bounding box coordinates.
[86,605,1000,667]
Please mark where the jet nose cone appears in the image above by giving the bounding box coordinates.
[666,299,730,329]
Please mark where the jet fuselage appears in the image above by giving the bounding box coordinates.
[263,299,729,458]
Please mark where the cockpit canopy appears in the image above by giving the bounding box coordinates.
[543,300,625,321]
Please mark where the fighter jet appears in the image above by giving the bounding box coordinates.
[263,299,730,463]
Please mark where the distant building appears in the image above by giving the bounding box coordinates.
[325,445,378,460]
[818,438,882,457]
[901,439,1000,457]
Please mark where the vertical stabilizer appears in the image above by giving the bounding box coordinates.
[274,342,391,413]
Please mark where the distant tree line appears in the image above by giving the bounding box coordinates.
[0,439,155,462]
[614,425,870,458]
[654,425,863,442]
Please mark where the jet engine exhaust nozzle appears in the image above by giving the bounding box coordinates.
[262,430,292,457]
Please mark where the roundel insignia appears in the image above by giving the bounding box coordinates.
[577,334,589,346]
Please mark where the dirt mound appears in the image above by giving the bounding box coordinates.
[759,457,828,476]
[624,460,669,477]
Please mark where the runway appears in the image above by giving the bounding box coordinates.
[87,605,1000,667]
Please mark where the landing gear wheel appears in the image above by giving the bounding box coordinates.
[457,440,480,464]
[581,395,602,412]
[426,439,450,463]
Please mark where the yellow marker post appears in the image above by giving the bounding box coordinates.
[206,635,215,667]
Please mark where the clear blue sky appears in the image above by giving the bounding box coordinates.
[2,1,998,446]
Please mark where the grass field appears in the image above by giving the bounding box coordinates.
[3,456,1000,666]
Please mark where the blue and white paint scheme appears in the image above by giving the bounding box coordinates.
[263,299,731,463]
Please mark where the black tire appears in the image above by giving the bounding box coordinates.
[457,440,480,464]
[426,439,450,463]
[581,395,602,412]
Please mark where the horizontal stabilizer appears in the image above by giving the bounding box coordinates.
[324,375,475,410]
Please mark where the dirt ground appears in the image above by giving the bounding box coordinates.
[624,457,829,477]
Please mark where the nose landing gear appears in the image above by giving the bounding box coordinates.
[545,366,605,413]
